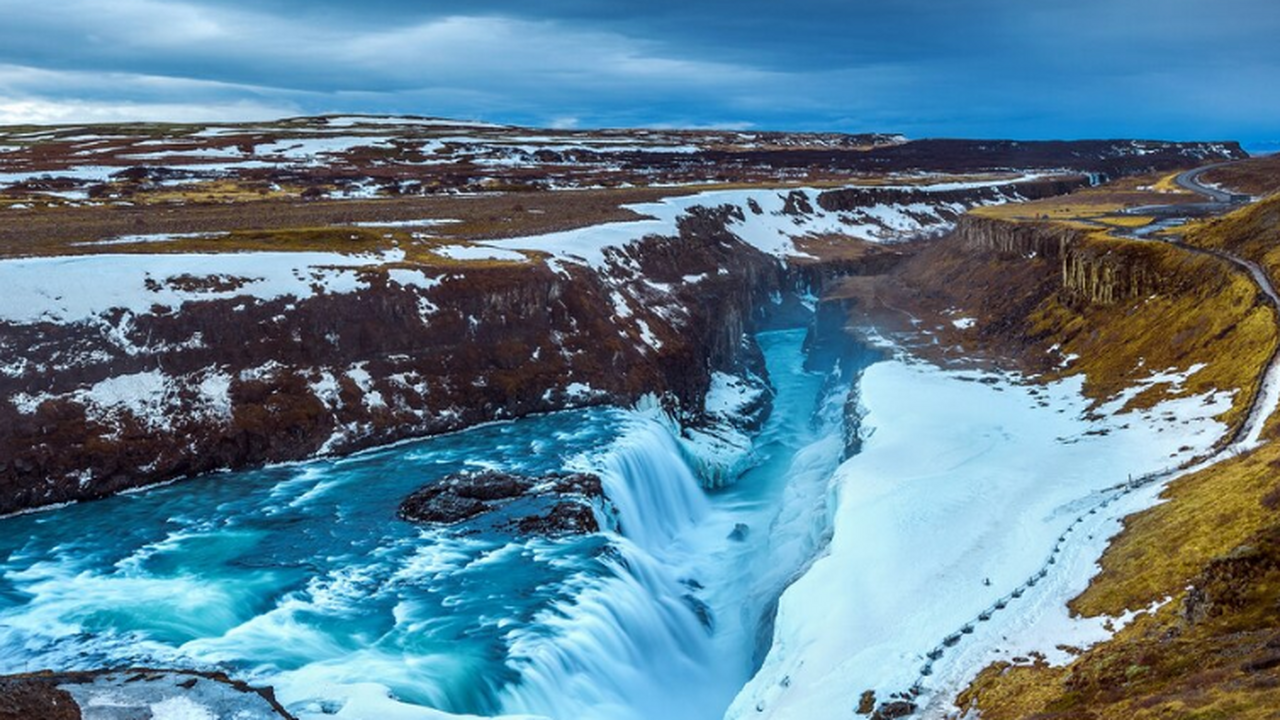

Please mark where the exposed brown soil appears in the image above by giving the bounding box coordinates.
[0,187,687,259]
[1204,153,1280,197]
[0,668,294,720]
[0,676,80,720]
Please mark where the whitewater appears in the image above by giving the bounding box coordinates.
[0,328,850,720]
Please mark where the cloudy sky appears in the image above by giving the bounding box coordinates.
[1,0,1277,145]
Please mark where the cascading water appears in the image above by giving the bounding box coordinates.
[498,543,717,720]
[0,328,853,720]
[592,418,710,553]
[496,329,853,719]
[493,413,722,720]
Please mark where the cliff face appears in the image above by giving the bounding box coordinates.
[1059,242,1162,305]
[0,205,903,515]
[952,215,1162,305]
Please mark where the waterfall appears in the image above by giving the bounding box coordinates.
[498,415,726,720]
[0,331,853,720]
[497,334,852,720]
[593,416,711,553]
[498,544,721,720]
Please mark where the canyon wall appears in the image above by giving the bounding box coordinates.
[0,204,904,514]
[953,214,1162,305]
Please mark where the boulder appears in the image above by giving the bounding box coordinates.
[399,470,604,536]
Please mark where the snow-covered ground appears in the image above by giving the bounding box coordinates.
[728,350,1234,719]
[481,185,1007,269]
[58,671,287,720]
[0,249,406,325]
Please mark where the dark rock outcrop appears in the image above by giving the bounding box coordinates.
[398,470,605,536]
[0,669,293,720]
[856,690,876,716]
[817,177,1090,216]
[953,214,1163,305]
[872,700,917,720]
[0,676,80,720]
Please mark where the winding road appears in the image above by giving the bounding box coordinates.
[1157,164,1280,447]
[901,160,1280,718]
[1174,161,1242,204]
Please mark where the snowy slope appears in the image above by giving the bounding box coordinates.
[482,183,1027,268]
[728,352,1233,719]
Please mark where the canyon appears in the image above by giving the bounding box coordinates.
[0,117,1274,720]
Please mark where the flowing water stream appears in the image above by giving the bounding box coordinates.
[0,328,850,720]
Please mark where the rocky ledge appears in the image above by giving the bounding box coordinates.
[0,668,293,720]
[398,470,607,536]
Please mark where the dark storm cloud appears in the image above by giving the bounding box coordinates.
[0,0,1276,144]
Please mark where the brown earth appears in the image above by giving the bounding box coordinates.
[1204,153,1280,198]
[0,186,686,259]
[0,668,294,720]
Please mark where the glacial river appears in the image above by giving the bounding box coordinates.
[0,329,848,720]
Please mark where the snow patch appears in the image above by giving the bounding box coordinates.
[197,371,233,421]
[481,182,1016,271]
[148,696,215,720]
[432,245,527,262]
[79,371,173,430]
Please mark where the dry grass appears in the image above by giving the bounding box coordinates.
[1029,240,1276,429]
[0,186,686,260]
[956,195,1280,720]
[1203,154,1280,197]
[1076,442,1280,617]
[1151,171,1186,194]
[959,511,1280,720]
[1095,214,1155,229]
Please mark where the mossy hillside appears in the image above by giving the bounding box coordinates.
[1184,192,1280,281]
[1030,232,1276,429]
[954,193,1280,720]
[1075,442,1280,618]
[958,506,1280,720]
